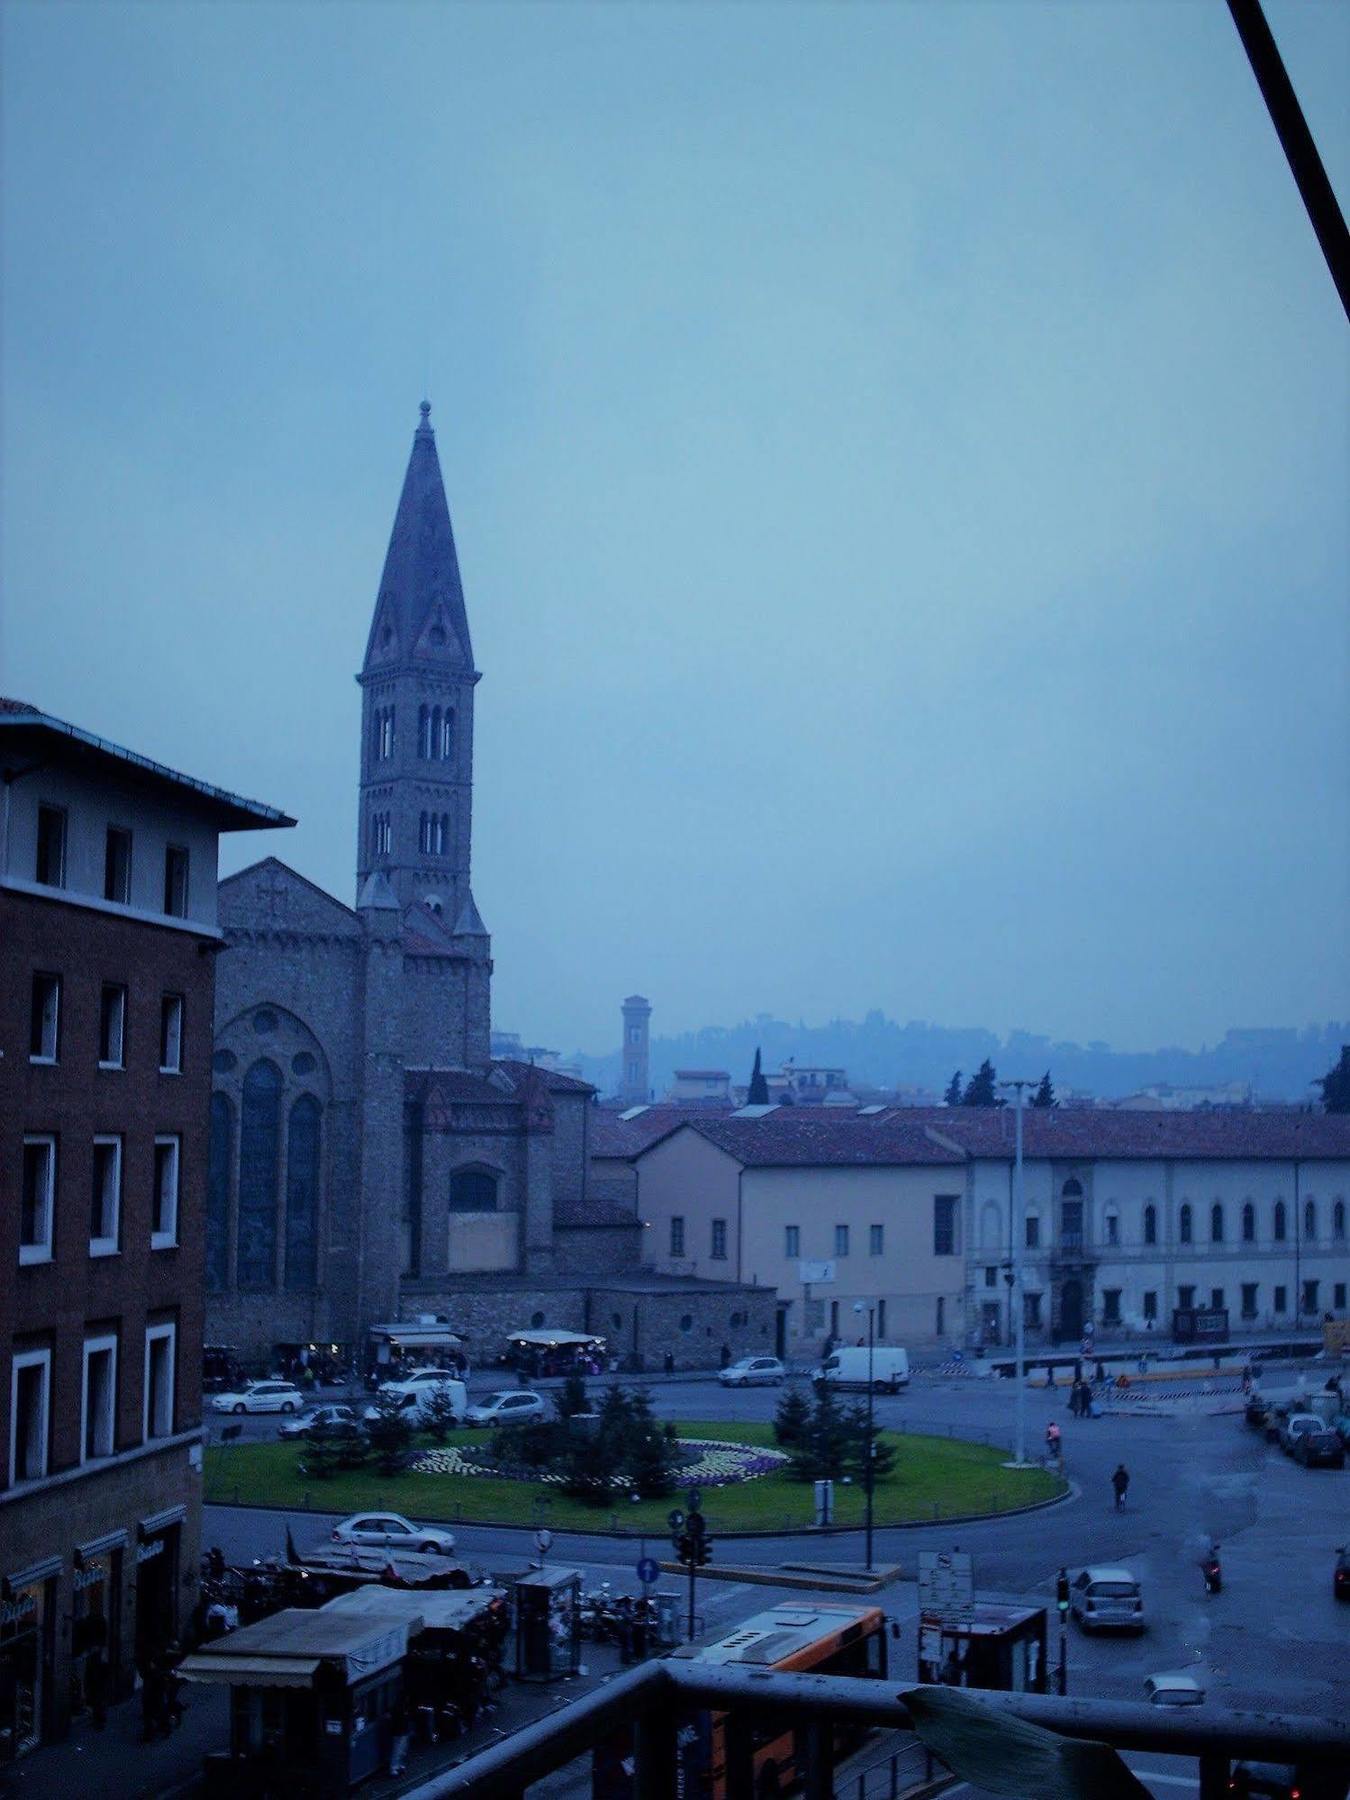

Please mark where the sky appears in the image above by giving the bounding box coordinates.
[2,0,1347,1061]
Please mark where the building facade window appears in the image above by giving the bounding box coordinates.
[207,1093,232,1292]
[1335,1282,1346,1310]
[29,973,60,1062]
[1302,1279,1319,1316]
[784,1224,799,1260]
[163,845,189,917]
[152,1137,180,1247]
[1178,1204,1193,1245]
[159,995,184,1073]
[1142,1290,1158,1322]
[104,826,132,903]
[1101,1288,1121,1325]
[1303,1200,1317,1242]
[10,1349,52,1483]
[1104,1211,1119,1246]
[1025,1212,1040,1249]
[877,1298,887,1338]
[834,1224,850,1258]
[285,1095,320,1291]
[35,804,66,887]
[711,1219,727,1260]
[20,1136,56,1263]
[934,1195,958,1256]
[1273,1201,1286,1242]
[1273,1284,1287,1313]
[99,983,127,1068]
[90,1136,122,1255]
[936,1296,945,1336]
[237,1059,282,1288]
[439,709,454,760]
[1024,1292,1042,1329]
[418,705,432,759]
[1334,1200,1346,1241]
[869,1223,884,1256]
[1210,1203,1224,1244]
[1178,1284,1195,1310]
[670,1215,685,1258]
[1242,1202,1256,1243]
[1241,1283,1258,1319]
[449,1168,498,1212]
[1143,1203,1157,1246]
[144,1324,176,1440]
[82,1335,118,1462]
[1210,1287,1224,1311]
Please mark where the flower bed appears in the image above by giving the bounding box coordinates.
[412,1436,790,1489]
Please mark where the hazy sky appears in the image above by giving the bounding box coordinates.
[3,1,1347,1059]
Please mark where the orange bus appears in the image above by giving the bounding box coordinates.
[595,1600,889,1800]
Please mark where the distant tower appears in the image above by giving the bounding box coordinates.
[620,995,651,1102]
[356,401,482,924]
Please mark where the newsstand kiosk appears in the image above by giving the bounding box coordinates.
[514,1567,581,1681]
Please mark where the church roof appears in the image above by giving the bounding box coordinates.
[363,403,474,672]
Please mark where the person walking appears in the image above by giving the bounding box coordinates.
[1045,1420,1062,1466]
[1111,1463,1130,1509]
[389,1696,412,1776]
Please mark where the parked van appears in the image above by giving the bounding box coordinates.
[814,1346,910,1393]
[365,1376,467,1427]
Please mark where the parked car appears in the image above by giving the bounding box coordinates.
[813,1346,910,1393]
[1292,1427,1346,1470]
[465,1391,548,1428]
[277,1403,362,1441]
[1227,1763,1301,1798]
[331,1512,455,1555]
[1144,1671,1205,1707]
[1243,1397,1272,1432]
[1278,1412,1326,1456]
[364,1377,467,1427]
[211,1380,305,1415]
[718,1356,787,1388]
[1070,1567,1146,1634]
[377,1366,461,1391]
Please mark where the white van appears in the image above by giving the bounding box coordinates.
[814,1346,910,1393]
[365,1376,467,1427]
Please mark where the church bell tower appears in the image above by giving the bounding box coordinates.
[356,402,482,926]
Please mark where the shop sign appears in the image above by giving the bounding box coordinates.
[0,1591,37,1628]
[73,1561,106,1593]
[136,1538,164,1565]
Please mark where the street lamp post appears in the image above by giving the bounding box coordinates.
[999,1079,1033,1469]
[853,1299,875,1572]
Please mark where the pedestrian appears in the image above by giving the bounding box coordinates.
[1111,1463,1130,1509]
[1045,1420,1062,1465]
[663,1350,675,1377]
[719,1343,731,1369]
[389,1696,412,1776]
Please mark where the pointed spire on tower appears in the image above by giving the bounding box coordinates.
[363,402,475,672]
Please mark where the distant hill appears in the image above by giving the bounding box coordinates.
[570,1012,1347,1105]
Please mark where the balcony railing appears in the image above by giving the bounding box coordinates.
[427,1659,1350,1800]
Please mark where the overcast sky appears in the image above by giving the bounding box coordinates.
[3,1,1347,1059]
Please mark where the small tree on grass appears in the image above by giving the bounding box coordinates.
[364,1389,415,1477]
[297,1412,337,1480]
[773,1385,812,1448]
[788,1383,853,1483]
[628,1388,679,1498]
[556,1372,590,1421]
[845,1402,896,1483]
[421,1381,461,1444]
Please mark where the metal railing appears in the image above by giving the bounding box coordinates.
[415,1662,1350,1800]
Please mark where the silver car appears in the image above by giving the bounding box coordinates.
[277,1403,361,1441]
[718,1356,787,1388]
[331,1512,455,1555]
[1070,1566,1146,1633]
[211,1380,305,1415]
[464,1391,548,1428]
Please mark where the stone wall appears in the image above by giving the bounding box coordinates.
[586,1285,778,1371]
[553,1225,644,1277]
[395,1283,587,1365]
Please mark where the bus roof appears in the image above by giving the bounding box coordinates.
[671,1602,883,1667]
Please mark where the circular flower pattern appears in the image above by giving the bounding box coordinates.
[412,1437,789,1488]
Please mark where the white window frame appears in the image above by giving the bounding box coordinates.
[10,1347,52,1485]
[144,1322,176,1441]
[30,972,61,1064]
[711,1218,727,1260]
[159,993,184,1074]
[81,1333,118,1464]
[869,1223,884,1257]
[20,1135,56,1264]
[784,1224,800,1260]
[98,983,127,1070]
[90,1134,122,1256]
[834,1223,850,1258]
[151,1136,180,1249]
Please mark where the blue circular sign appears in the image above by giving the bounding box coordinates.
[637,1556,659,1586]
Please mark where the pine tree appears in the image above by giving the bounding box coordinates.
[845,1402,896,1482]
[364,1389,415,1476]
[789,1384,854,1482]
[747,1047,770,1106]
[628,1388,677,1497]
[944,1071,963,1107]
[297,1411,337,1480]
[1316,1046,1350,1113]
[772,1384,812,1447]
[962,1059,1003,1107]
[555,1372,590,1421]
[420,1380,462,1443]
[1031,1071,1056,1109]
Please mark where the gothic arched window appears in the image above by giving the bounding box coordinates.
[1210,1203,1224,1244]
[207,1093,233,1292]
[438,812,449,855]
[237,1059,282,1289]
[440,709,454,760]
[1334,1200,1346,1241]
[449,1168,499,1213]
[1143,1203,1157,1246]
[1304,1199,1317,1241]
[418,811,429,854]
[418,704,432,759]
[431,707,442,760]
[285,1094,321,1292]
[1179,1203,1193,1245]
[1242,1201,1256,1243]
[1273,1200,1287,1242]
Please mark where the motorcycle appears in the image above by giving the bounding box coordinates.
[1201,1546,1222,1595]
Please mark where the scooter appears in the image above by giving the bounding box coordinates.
[1201,1546,1222,1595]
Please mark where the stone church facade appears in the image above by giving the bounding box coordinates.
[206,406,773,1368]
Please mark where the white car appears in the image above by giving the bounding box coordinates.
[1070,1567,1146,1633]
[1144,1671,1205,1707]
[378,1366,460,1390]
[719,1357,787,1388]
[364,1376,467,1427]
[211,1380,305,1415]
[465,1391,548,1428]
[277,1403,361,1441]
[332,1512,455,1555]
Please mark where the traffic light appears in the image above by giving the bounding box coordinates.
[1056,1568,1070,1616]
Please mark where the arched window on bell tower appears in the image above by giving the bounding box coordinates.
[418,704,432,759]
[440,709,454,761]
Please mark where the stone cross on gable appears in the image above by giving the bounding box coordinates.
[255,875,290,917]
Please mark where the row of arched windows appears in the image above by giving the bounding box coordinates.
[371,706,395,761]
[207,1060,322,1292]
[417,705,454,762]
[418,811,450,855]
[368,812,392,858]
[1145,1197,1345,1248]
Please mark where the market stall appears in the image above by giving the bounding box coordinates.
[327,1587,509,1734]
[503,1330,607,1378]
[367,1321,467,1378]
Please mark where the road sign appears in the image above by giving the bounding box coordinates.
[918,1551,974,1624]
[799,1260,837,1285]
[534,1529,552,1554]
[687,1488,702,1512]
[667,1509,685,1532]
[637,1556,659,1586]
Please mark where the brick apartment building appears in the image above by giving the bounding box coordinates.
[0,699,288,1761]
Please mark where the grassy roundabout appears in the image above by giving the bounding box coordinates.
[204,1418,1064,1534]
